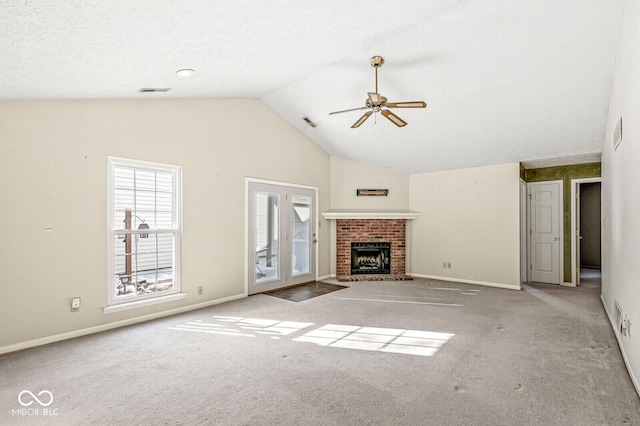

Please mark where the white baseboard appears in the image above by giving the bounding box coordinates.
[408,273,521,290]
[601,295,640,398]
[317,274,334,281]
[0,293,247,355]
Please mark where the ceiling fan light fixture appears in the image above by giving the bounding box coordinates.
[367,92,383,105]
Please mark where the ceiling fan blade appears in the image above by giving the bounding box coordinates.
[387,101,427,108]
[329,106,368,115]
[367,92,382,104]
[381,109,407,127]
[351,111,373,128]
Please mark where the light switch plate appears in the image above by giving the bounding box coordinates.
[71,297,81,312]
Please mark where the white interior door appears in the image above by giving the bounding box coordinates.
[247,181,317,294]
[528,181,563,284]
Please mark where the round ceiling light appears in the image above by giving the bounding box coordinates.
[176,68,195,77]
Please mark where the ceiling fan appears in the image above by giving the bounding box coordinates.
[329,56,427,128]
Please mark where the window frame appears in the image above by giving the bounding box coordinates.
[106,156,183,310]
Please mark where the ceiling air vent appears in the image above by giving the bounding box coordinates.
[302,116,317,128]
[138,88,171,93]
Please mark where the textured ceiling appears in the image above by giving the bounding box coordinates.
[0,0,623,173]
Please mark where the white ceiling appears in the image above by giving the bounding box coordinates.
[0,0,622,174]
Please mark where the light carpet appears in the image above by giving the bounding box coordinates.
[0,278,638,425]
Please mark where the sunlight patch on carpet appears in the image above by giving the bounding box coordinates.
[293,324,454,357]
[169,317,314,337]
[169,315,454,357]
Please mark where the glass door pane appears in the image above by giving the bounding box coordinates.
[291,195,311,276]
[248,181,316,295]
[254,192,279,283]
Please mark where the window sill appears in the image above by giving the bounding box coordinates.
[103,293,187,314]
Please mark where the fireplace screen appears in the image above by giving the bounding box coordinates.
[351,242,391,274]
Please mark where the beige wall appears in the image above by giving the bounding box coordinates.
[327,156,411,276]
[409,163,521,289]
[0,99,330,350]
[330,156,410,209]
[601,0,640,392]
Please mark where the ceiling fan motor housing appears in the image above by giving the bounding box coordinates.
[366,95,387,111]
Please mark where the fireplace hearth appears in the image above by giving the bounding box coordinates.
[351,242,391,274]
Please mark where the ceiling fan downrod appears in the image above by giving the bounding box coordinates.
[370,55,385,95]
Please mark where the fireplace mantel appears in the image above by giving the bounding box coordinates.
[322,209,422,220]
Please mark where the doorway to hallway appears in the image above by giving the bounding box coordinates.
[580,267,602,286]
[571,178,602,287]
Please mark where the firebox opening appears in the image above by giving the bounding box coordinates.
[351,242,391,274]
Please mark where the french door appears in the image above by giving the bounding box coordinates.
[247,181,317,294]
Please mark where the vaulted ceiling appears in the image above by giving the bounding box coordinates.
[0,1,622,173]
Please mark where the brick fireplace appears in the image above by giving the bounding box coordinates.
[336,219,406,276]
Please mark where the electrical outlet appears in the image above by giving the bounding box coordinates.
[447,262,452,268]
[197,286,203,295]
[71,297,81,312]
[443,261,447,268]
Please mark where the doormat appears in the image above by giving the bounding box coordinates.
[265,282,348,302]
[337,274,414,282]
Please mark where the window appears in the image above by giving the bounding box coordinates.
[107,157,182,307]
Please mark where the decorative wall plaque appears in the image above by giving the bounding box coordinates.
[356,189,389,196]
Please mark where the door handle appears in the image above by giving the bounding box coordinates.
[312,239,318,244]
[553,237,559,241]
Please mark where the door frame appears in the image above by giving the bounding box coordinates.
[570,177,602,287]
[520,179,527,286]
[527,180,564,285]
[244,177,319,295]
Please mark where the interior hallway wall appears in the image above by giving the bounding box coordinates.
[600,0,640,395]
